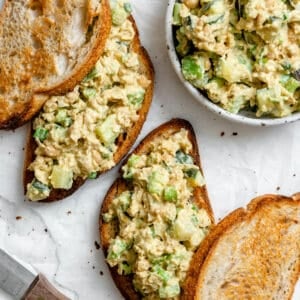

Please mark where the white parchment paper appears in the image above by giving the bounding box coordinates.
[0,0,299,299]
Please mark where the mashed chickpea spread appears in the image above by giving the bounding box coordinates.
[26,1,150,201]
[173,0,300,117]
[103,129,211,299]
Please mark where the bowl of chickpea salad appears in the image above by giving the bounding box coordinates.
[166,0,300,125]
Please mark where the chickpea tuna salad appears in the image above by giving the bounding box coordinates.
[173,0,300,117]
[102,128,212,299]
[26,1,151,201]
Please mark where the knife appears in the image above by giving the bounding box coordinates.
[0,248,69,300]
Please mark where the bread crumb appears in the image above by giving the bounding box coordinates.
[16,216,22,220]
[94,241,100,250]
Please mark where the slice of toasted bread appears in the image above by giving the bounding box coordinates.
[0,0,111,129]
[182,194,300,300]
[23,15,154,202]
[100,118,215,299]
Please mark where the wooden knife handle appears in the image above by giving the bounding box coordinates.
[22,274,70,300]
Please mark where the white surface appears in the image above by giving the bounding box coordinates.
[0,0,299,299]
[166,0,300,126]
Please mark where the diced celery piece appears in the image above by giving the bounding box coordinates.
[55,110,72,127]
[82,87,97,99]
[123,2,132,13]
[280,75,300,93]
[123,167,133,180]
[152,265,170,283]
[207,0,225,15]
[118,191,131,211]
[216,51,251,83]
[175,150,194,164]
[159,283,180,298]
[52,125,67,142]
[147,171,168,195]
[107,237,128,261]
[55,109,67,123]
[182,56,204,81]
[95,114,120,146]
[112,7,128,25]
[102,212,113,223]
[172,3,182,25]
[127,154,140,167]
[176,29,191,57]
[88,172,97,179]
[163,186,178,202]
[33,127,49,142]
[118,262,132,275]
[50,166,73,189]
[173,209,197,241]
[127,90,145,107]
[257,88,280,104]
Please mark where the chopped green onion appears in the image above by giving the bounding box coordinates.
[32,179,50,192]
[175,150,194,164]
[83,67,98,82]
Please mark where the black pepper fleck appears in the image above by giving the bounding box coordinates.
[94,241,100,250]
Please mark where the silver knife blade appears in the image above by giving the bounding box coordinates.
[0,248,37,299]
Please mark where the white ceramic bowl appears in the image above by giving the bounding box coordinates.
[165,0,300,126]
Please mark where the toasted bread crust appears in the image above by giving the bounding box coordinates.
[18,0,112,127]
[99,118,214,299]
[182,194,300,300]
[23,16,154,202]
[0,0,111,130]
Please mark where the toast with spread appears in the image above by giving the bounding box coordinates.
[0,0,111,129]
[182,193,300,300]
[100,118,215,299]
[23,1,154,202]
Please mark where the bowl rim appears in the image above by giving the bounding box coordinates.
[165,0,300,126]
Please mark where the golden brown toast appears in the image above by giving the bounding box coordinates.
[100,118,215,299]
[23,15,154,202]
[0,0,111,129]
[182,194,300,300]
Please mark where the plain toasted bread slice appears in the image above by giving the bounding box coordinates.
[182,194,300,300]
[0,0,111,129]
[23,15,154,202]
[100,118,215,299]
